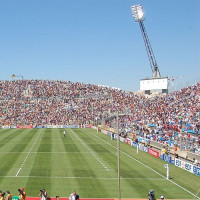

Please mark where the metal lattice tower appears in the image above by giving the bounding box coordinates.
[131,4,161,78]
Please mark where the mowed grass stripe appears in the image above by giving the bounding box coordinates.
[68,129,120,197]
[74,129,119,177]
[64,128,103,175]
[0,129,43,193]
[0,128,19,140]
[29,129,52,176]
[70,129,121,198]
[24,129,52,196]
[48,128,72,195]
[35,128,112,197]
[81,129,160,176]
[72,129,110,171]
[83,128,200,199]
[47,128,93,196]
[0,128,199,199]
[68,128,111,198]
[0,129,29,148]
[70,129,115,174]
[80,129,167,197]
[16,129,44,177]
[0,129,38,177]
[72,129,167,198]
[50,128,72,177]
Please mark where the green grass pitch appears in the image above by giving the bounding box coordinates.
[0,128,199,199]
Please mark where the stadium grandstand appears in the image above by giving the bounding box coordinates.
[0,80,199,158]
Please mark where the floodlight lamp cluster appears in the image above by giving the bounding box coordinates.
[131,4,144,22]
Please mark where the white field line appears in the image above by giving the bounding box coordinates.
[70,129,110,171]
[84,129,200,199]
[0,175,163,180]
[15,129,43,177]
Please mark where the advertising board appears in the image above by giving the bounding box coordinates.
[148,148,159,158]
[160,154,175,165]
[139,143,148,153]
[132,142,138,148]
[17,125,33,129]
[175,158,200,176]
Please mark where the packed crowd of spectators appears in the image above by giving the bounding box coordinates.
[0,80,199,154]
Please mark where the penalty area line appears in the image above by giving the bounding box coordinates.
[70,129,110,171]
[15,129,43,177]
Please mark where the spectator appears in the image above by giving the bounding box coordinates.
[55,196,59,200]
[18,188,26,200]
[0,191,5,200]
[5,191,12,200]
[39,189,47,200]
[69,191,79,200]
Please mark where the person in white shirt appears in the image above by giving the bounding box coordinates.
[39,189,47,200]
[160,196,165,200]
[69,191,79,200]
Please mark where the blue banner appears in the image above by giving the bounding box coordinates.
[132,142,138,148]
[193,166,200,176]
[160,154,175,165]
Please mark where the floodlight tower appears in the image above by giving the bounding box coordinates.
[131,4,161,78]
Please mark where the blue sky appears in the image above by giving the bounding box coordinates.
[0,0,199,91]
